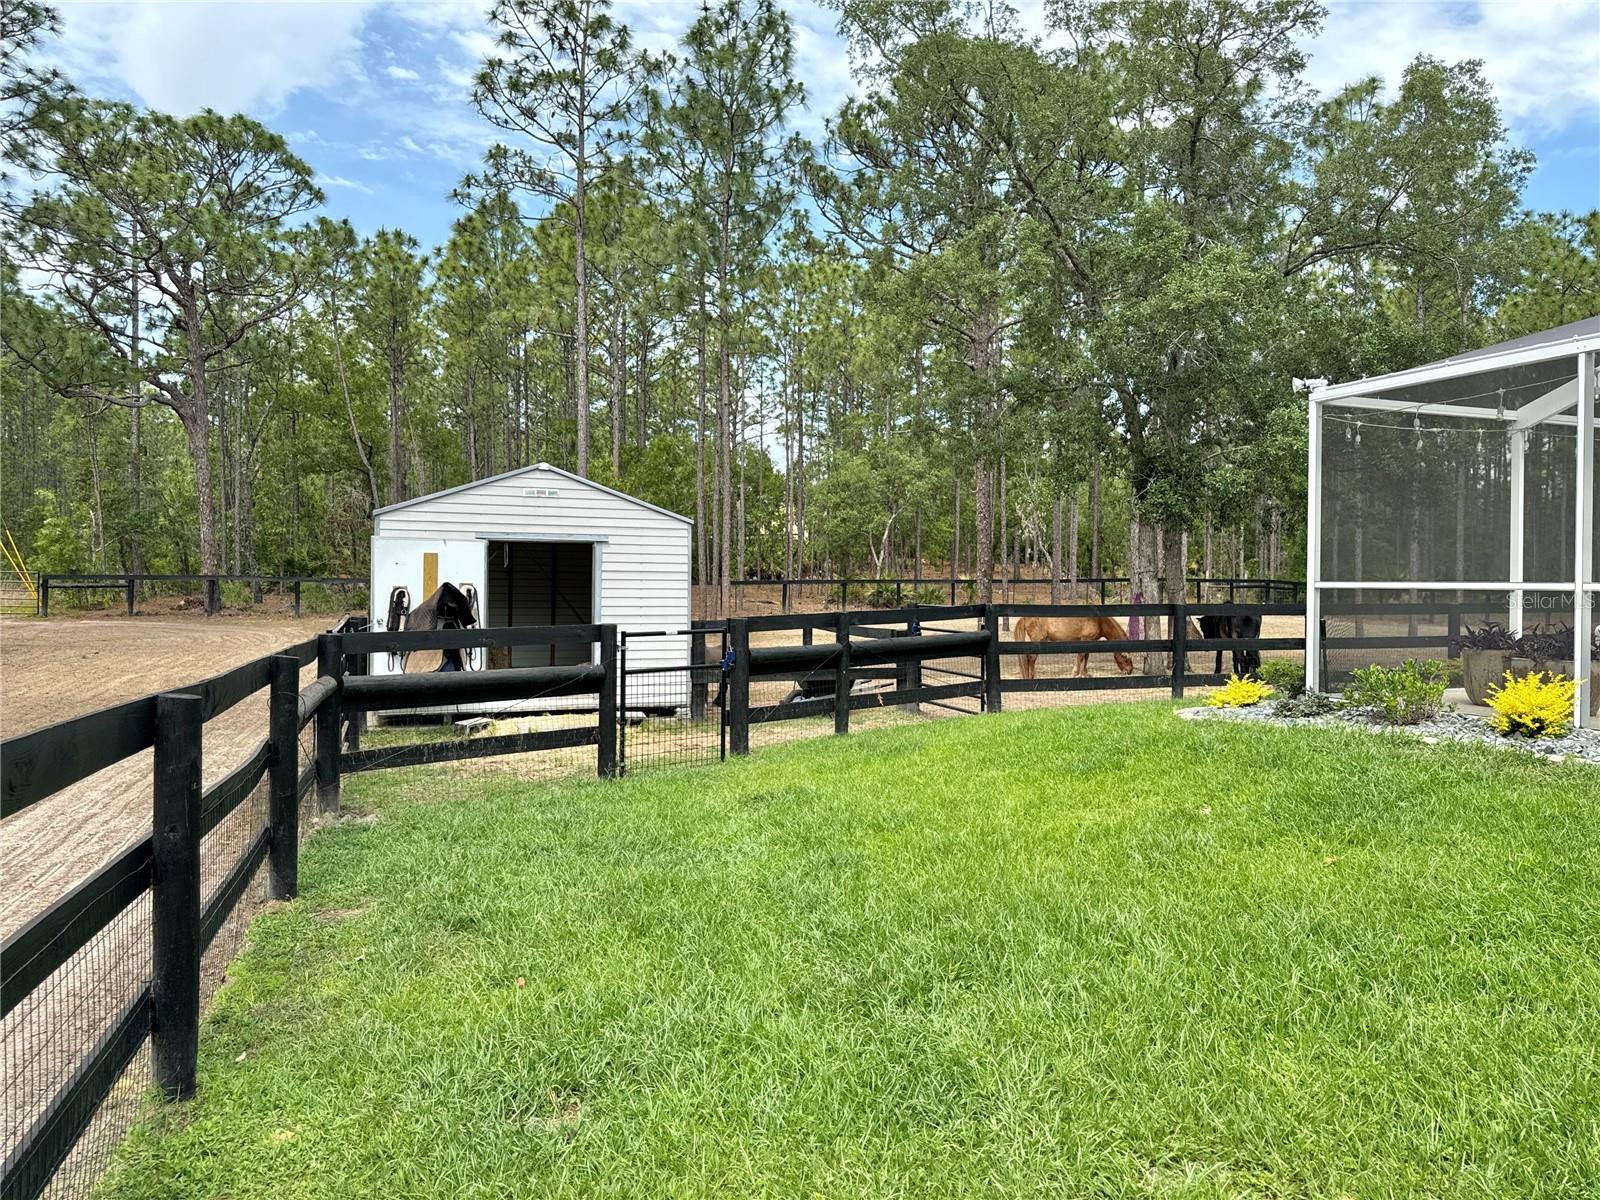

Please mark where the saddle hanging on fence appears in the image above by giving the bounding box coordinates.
[401,582,479,674]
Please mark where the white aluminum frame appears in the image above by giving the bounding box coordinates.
[1306,339,1598,728]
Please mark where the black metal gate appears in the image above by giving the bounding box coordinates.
[618,625,727,774]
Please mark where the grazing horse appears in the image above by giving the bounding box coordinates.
[1197,613,1262,676]
[1014,615,1135,679]
[400,581,479,674]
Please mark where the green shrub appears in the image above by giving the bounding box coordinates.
[915,585,947,606]
[865,580,903,608]
[1344,659,1450,725]
[1255,661,1305,697]
[1273,690,1339,719]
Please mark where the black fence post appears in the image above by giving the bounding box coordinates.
[729,619,751,756]
[834,611,851,735]
[205,576,219,615]
[267,655,299,901]
[690,628,708,721]
[781,580,790,612]
[293,580,303,618]
[316,634,344,815]
[126,578,136,617]
[39,574,48,618]
[949,576,957,606]
[983,604,1003,713]
[1170,602,1188,699]
[151,691,202,1101]
[898,618,922,714]
[598,625,618,778]
[1098,580,1107,605]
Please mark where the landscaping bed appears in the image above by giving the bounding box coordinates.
[100,704,1599,1198]
[1184,700,1600,765]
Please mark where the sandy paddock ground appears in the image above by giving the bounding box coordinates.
[0,612,343,937]
[1,609,1305,933]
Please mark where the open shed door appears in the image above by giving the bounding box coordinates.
[369,536,487,676]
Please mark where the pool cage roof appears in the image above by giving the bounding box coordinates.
[1305,316,1598,727]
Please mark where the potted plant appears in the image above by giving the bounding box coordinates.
[1512,625,1572,681]
[1459,622,1516,706]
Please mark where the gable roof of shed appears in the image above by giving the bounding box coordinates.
[372,463,693,526]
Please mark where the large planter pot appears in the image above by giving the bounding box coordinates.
[1510,656,1562,682]
[1462,648,1514,705]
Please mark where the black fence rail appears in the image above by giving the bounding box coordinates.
[33,574,365,618]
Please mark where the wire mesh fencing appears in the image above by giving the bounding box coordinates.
[619,630,726,774]
[1,861,152,1200]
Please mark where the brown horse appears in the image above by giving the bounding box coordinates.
[1014,615,1135,679]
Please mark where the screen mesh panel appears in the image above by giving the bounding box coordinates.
[1319,413,1512,583]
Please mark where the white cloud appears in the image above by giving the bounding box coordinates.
[1304,0,1600,135]
[53,0,377,116]
[385,65,421,81]
[318,173,374,193]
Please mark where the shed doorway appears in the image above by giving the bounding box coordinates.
[484,540,595,667]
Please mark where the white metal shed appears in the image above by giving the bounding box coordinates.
[368,463,692,711]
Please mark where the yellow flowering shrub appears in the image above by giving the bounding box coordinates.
[1485,670,1579,739]
[1206,674,1274,708]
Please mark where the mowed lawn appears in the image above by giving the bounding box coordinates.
[105,705,1600,1199]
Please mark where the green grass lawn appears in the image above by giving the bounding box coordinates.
[104,704,1599,1199]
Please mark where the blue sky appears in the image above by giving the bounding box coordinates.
[44,0,1600,252]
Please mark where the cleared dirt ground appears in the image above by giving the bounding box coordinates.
[0,609,1303,937]
[0,612,342,937]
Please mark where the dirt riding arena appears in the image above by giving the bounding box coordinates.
[0,611,339,938]
[1,609,1303,938]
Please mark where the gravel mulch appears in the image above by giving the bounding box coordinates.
[1180,699,1600,766]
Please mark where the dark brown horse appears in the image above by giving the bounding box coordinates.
[1014,615,1135,679]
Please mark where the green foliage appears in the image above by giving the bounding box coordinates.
[1345,660,1451,725]
[0,0,1580,600]
[26,489,88,573]
[1273,690,1340,719]
[1256,660,1306,697]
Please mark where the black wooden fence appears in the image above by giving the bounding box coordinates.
[0,622,618,1200]
[10,593,1490,1198]
[725,575,1306,612]
[34,573,365,618]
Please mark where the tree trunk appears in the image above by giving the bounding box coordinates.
[974,459,994,604]
[1068,493,1080,593]
[610,305,624,477]
[694,310,708,590]
[573,157,591,478]
[716,201,733,615]
[1089,455,1102,580]
[180,405,218,576]
[1050,492,1063,604]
